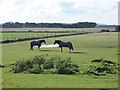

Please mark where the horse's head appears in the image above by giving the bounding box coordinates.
[38,40,46,43]
[54,40,61,44]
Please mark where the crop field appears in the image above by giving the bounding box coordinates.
[0,28,115,41]
[1,28,118,88]
[1,27,115,32]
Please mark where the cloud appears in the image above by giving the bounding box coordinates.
[19,0,62,17]
[0,0,62,16]
[0,0,16,16]
[0,0,119,24]
[58,0,118,24]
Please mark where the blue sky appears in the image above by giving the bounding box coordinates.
[0,0,119,25]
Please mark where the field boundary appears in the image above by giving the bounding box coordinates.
[0,32,92,44]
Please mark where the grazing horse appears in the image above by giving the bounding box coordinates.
[30,40,46,50]
[54,40,73,52]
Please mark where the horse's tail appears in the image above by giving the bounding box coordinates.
[70,43,74,50]
[30,42,33,50]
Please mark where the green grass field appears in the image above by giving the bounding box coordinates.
[1,28,116,41]
[1,31,118,88]
[0,32,68,41]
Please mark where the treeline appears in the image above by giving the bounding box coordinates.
[115,25,120,32]
[2,22,97,28]
[96,25,116,28]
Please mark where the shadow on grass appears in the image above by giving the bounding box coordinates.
[29,49,61,53]
[39,49,54,52]
[69,51,87,54]
[29,49,54,51]
[29,49,87,54]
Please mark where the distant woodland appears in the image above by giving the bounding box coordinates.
[2,22,97,28]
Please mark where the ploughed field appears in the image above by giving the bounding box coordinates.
[1,29,118,88]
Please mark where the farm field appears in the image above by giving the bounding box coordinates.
[0,32,67,41]
[1,27,115,32]
[0,27,116,41]
[1,30,118,88]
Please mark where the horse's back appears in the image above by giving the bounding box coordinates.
[59,41,72,47]
[30,41,40,46]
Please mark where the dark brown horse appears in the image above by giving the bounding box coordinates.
[54,40,73,52]
[30,40,46,50]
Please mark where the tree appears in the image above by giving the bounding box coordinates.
[115,25,120,32]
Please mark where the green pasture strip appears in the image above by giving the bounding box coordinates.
[2,32,118,88]
[2,72,118,88]
[1,32,68,41]
[1,28,116,41]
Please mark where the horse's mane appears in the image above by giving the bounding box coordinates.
[38,39,45,42]
[55,40,61,42]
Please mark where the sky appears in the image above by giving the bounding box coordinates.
[0,0,119,25]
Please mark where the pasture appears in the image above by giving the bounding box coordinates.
[1,32,69,41]
[1,29,118,88]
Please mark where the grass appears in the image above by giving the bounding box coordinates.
[0,32,68,41]
[1,32,118,88]
[1,27,116,41]
[2,73,118,88]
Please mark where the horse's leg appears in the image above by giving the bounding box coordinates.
[30,45,33,50]
[31,47,33,50]
[61,47,63,52]
[69,48,71,52]
[38,45,40,50]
